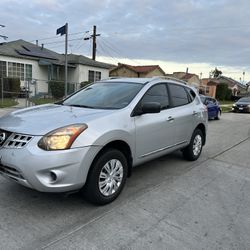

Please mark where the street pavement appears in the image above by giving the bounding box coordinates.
[0,112,250,250]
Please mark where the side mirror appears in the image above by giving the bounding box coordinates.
[131,102,161,117]
[142,102,161,114]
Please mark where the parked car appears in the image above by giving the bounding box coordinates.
[0,77,208,205]
[200,95,221,120]
[232,97,250,113]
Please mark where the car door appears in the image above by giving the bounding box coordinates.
[167,84,195,145]
[134,84,175,159]
[207,98,217,117]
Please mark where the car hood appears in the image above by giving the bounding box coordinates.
[236,101,250,105]
[0,104,114,135]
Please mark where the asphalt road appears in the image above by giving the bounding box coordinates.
[0,112,250,250]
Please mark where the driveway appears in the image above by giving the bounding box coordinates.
[0,113,250,250]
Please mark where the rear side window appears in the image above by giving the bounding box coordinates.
[168,84,189,107]
[186,88,196,102]
[141,84,169,109]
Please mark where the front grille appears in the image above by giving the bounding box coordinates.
[236,104,247,108]
[0,164,25,180]
[4,133,33,149]
[0,129,12,147]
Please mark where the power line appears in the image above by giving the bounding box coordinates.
[0,24,8,40]
[43,37,84,45]
[30,30,89,43]
[99,36,142,65]
[97,41,119,64]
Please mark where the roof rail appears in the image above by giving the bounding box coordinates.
[151,76,188,85]
[101,76,125,81]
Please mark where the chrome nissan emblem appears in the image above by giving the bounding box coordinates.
[0,132,6,144]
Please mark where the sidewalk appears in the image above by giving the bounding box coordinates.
[0,98,33,117]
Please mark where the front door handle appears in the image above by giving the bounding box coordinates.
[167,116,174,122]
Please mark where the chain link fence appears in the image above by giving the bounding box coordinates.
[0,77,85,109]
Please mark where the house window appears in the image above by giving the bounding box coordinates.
[25,64,32,80]
[8,62,25,80]
[0,60,7,78]
[88,70,101,82]
[7,62,32,80]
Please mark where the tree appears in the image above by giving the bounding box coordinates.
[210,67,222,78]
[216,83,232,101]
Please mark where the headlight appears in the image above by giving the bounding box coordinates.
[38,124,88,150]
[233,104,236,107]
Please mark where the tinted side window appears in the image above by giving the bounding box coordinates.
[141,84,169,109]
[168,84,189,107]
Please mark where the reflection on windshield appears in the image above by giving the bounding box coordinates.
[238,97,250,102]
[63,82,143,109]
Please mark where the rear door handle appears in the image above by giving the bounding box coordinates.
[193,111,198,116]
[167,116,174,122]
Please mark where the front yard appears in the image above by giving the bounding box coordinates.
[29,98,59,105]
[0,98,18,108]
[219,100,234,113]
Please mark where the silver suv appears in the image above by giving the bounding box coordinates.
[0,77,208,205]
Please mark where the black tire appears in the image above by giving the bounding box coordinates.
[83,149,128,205]
[182,129,203,161]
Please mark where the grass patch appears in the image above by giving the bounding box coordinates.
[30,98,59,105]
[219,100,234,105]
[0,98,18,108]
[221,106,232,113]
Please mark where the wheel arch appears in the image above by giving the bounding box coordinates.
[195,123,206,145]
[89,140,133,178]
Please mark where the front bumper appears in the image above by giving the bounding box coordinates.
[0,136,101,192]
[232,106,250,113]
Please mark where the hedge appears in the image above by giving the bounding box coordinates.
[0,78,21,98]
[49,80,65,99]
[216,83,232,101]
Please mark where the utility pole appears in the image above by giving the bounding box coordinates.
[92,25,97,60]
[84,25,100,60]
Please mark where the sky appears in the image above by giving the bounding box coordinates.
[1,0,250,82]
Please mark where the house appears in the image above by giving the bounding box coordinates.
[216,76,247,96]
[166,72,200,86]
[200,78,219,98]
[109,63,165,78]
[0,39,113,96]
[201,76,248,98]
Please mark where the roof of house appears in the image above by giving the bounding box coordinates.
[201,78,220,85]
[110,63,165,75]
[217,76,246,89]
[181,73,198,80]
[0,39,113,69]
[67,54,113,69]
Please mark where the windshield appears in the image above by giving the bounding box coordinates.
[238,97,250,103]
[62,82,143,109]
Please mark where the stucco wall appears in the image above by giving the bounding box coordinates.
[0,55,48,96]
[140,68,164,77]
[109,67,138,77]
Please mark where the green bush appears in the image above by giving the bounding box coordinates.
[0,78,21,98]
[216,83,232,101]
[80,81,90,88]
[49,80,65,98]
